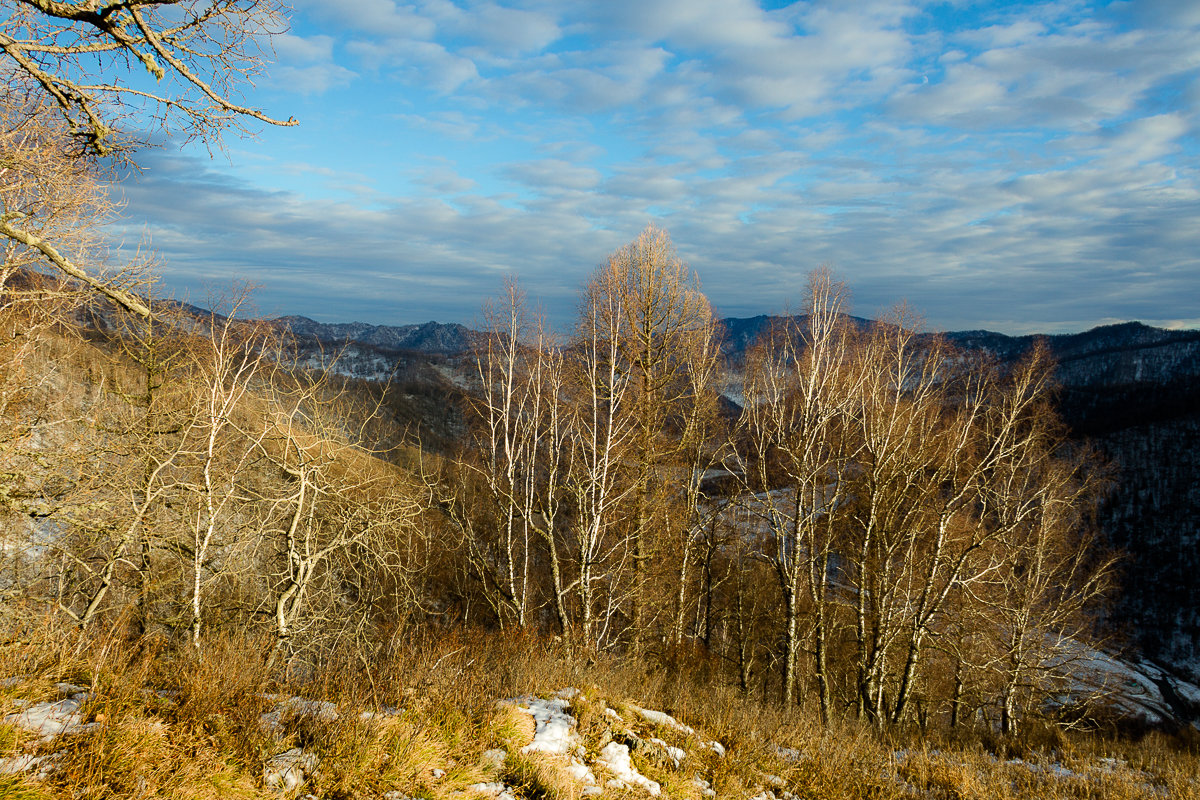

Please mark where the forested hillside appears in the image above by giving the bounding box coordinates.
[2,3,1199,797]
[1,238,1156,736]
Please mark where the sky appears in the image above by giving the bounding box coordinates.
[108,0,1200,334]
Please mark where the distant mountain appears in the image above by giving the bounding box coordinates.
[274,315,475,356]
[943,321,1200,391]
[719,315,1200,390]
[262,313,1200,392]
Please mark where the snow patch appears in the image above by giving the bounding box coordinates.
[469,781,517,800]
[596,741,661,796]
[0,751,62,780]
[629,704,694,735]
[4,694,97,741]
[514,693,578,755]
[259,696,340,734]
[649,736,686,768]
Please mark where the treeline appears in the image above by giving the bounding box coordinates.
[0,229,1115,737]
[430,229,1114,734]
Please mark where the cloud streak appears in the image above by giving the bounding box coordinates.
[112,0,1200,334]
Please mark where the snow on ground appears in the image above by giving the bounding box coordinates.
[1050,640,1200,727]
[2,683,98,741]
[648,736,686,768]
[628,704,695,736]
[0,751,61,780]
[469,781,518,800]
[595,741,661,796]
[259,696,340,733]
[505,689,602,795]
[512,689,581,756]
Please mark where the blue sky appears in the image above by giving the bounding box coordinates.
[110,0,1200,334]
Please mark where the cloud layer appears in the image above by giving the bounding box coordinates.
[112,0,1200,333]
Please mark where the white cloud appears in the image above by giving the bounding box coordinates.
[267,33,357,93]
[503,159,602,193]
[304,0,437,39]
[347,39,479,90]
[1101,113,1188,167]
[431,1,562,54]
[129,2,1200,334]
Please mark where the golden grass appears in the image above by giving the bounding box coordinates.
[0,626,1196,800]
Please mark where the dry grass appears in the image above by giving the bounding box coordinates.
[0,626,1196,800]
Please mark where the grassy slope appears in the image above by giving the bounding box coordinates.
[1,628,1198,800]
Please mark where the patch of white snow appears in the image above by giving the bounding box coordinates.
[649,736,686,768]
[596,741,660,796]
[3,695,97,741]
[260,697,340,734]
[0,751,62,780]
[629,704,694,736]
[515,696,577,755]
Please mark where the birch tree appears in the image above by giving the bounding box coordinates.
[180,294,268,647]
[252,357,425,666]
[739,269,861,717]
[566,273,638,648]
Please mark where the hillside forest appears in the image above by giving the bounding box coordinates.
[1,11,1194,798]
[1,216,1120,739]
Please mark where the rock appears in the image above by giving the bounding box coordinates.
[263,748,319,792]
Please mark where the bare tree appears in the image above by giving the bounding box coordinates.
[972,347,1115,735]
[580,225,719,646]
[666,309,726,649]
[565,271,639,648]
[0,1,295,314]
[728,271,1114,730]
[426,282,570,631]
[0,0,295,159]
[246,345,424,667]
[175,292,269,647]
[738,269,862,717]
[54,294,194,631]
